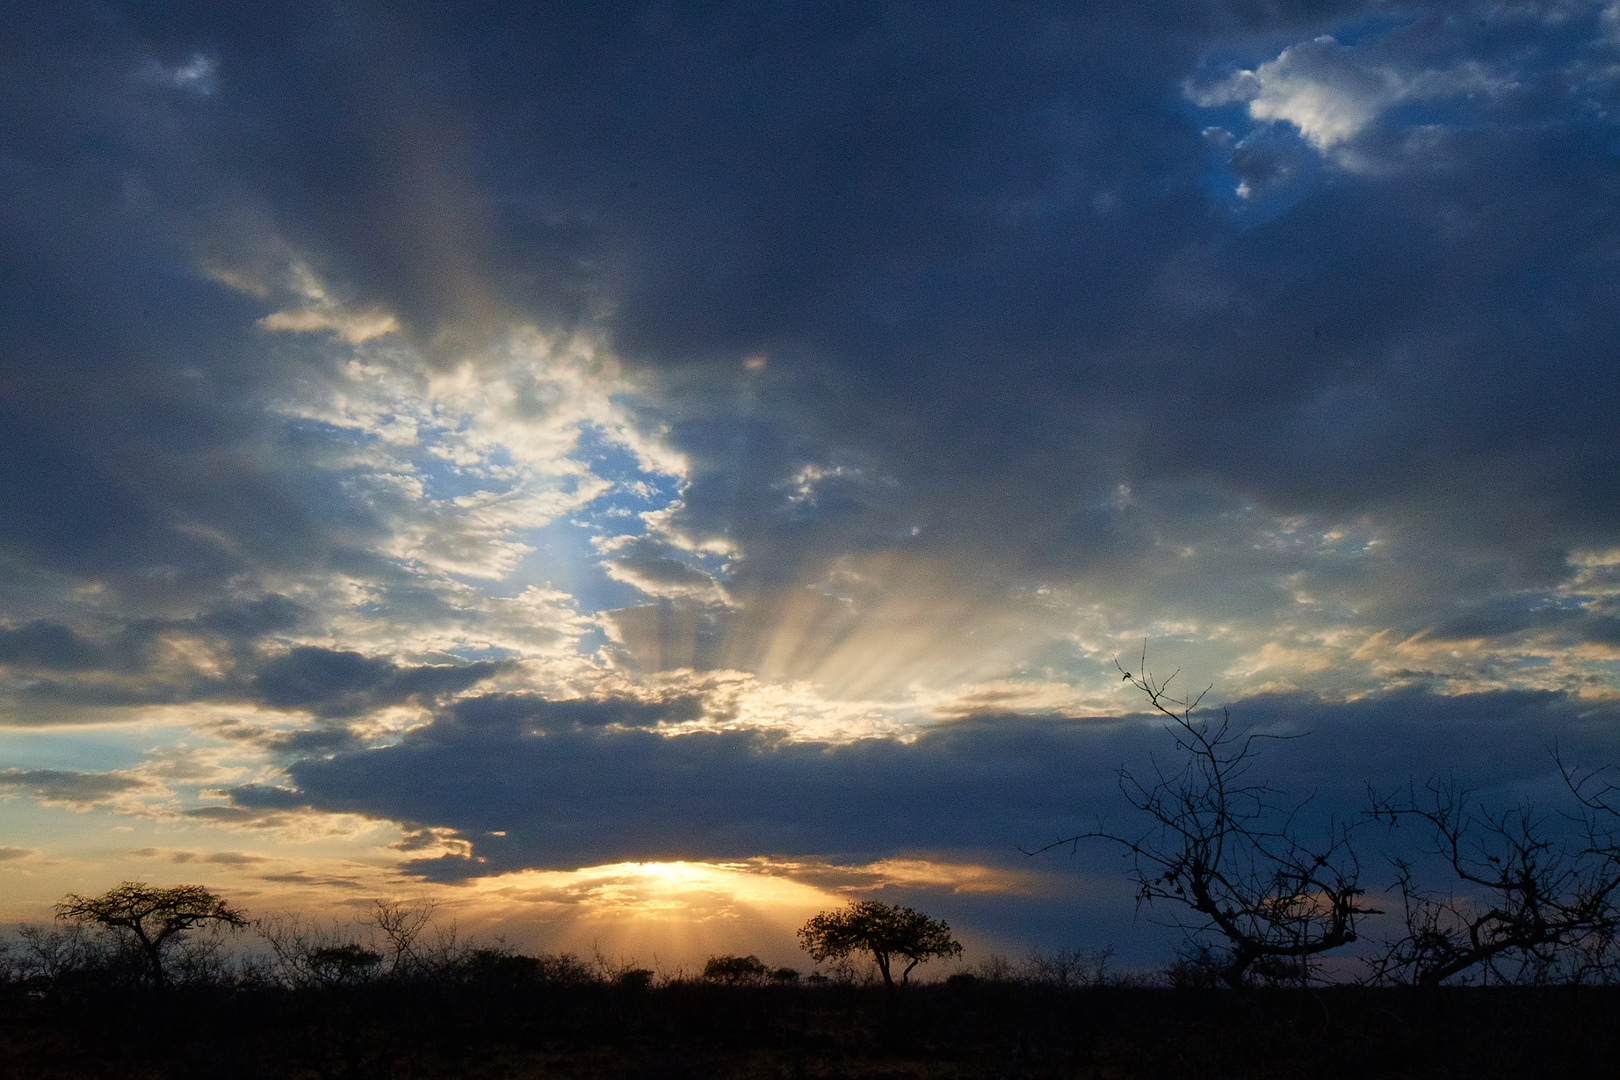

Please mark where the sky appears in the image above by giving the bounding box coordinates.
[2,0,1619,974]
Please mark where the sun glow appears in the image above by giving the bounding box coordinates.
[466,859,834,917]
[450,860,840,968]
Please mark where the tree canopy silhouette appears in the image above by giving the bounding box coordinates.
[798,900,962,991]
[703,954,769,984]
[56,881,246,986]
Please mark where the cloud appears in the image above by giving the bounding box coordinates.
[129,847,268,865]
[138,53,218,95]
[223,687,1620,879]
[600,602,735,674]
[1,2,1614,712]
[0,609,507,721]
[258,306,400,344]
[598,536,730,602]
[0,596,304,681]
[444,692,703,733]
[1191,35,1502,152]
[0,622,105,671]
[249,647,508,719]
[0,769,152,809]
[2,3,1620,957]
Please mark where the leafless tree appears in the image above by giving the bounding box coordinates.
[1020,945,1121,988]
[1026,655,1375,988]
[364,897,456,976]
[1366,762,1620,987]
[258,913,384,988]
[13,924,104,983]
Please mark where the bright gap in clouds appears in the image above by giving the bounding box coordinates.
[456,858,1056,969]
[0,837,1051,972]
[4,1,1620,975]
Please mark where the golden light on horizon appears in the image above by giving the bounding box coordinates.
[449,860,844,968]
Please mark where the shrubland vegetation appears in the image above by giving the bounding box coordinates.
[6,889,1620,1078]
[11,663,1620,1075]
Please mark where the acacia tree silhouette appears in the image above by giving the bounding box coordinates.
[798,900,962,993]
[56,881,246,986]
[1026,653,1375,988]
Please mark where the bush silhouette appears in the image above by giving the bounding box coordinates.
[704,954,768,984]
[306,943,383,986]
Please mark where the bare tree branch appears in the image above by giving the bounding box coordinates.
[1367,766,1620,987]
[1025,650,1375,988]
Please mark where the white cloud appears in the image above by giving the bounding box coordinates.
[256,261,401,343]
[1191,35,1506,153]
[271,323,684,588]
[138,54,217,95]
[259,306,401,344]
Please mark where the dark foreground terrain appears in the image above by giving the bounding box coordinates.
[5,974,1619,1080]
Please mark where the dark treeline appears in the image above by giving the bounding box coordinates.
[13,664,1620,1075]
[5,925,1620,1079]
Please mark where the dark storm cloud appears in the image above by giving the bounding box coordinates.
[225,688,1620,879]
[0,33,365,604]
[258,726,364,757]
[444,692,705,733]
[249,647,507,719]
[0,599,215,669]
[194,595,306,640]
[0,622,106,672]
[397,0,1619,614]
[230,703,1122,875]
[417,0,1617,585]
[2,0,1613,638]
[0,592,504,718]
[0,597,305,679]
[1428,599,1620,646]
[600,538,724,598]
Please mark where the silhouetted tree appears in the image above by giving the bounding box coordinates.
[365,897,460,976]
[1027,656,1375,988]
[616,967,655,990]
[13,924,106,985]
[308,944,385,986]
[1367,766,1620,986]
[56,881,246,986]
[798,900,962,992]
[703,954,768,983]
[258,913,383,988]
